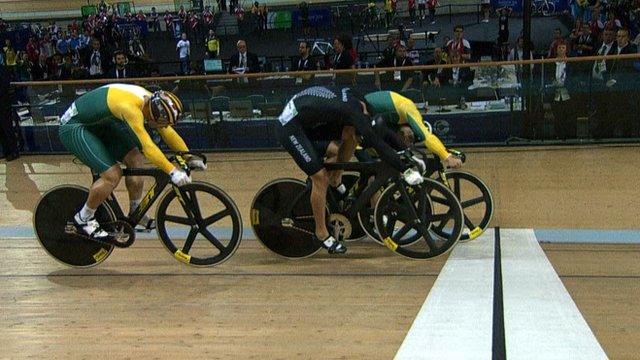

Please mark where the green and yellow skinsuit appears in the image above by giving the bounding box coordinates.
[364,90,450,161]
[58,84,188,174]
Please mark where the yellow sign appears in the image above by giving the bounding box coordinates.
[174,250,191,264]
[469,227,483,239]
[93,248,109,262]
[250,209,260,225]
[383,237,398,251]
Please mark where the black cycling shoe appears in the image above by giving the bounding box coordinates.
[135,214,156,232]
[314,235,347,254]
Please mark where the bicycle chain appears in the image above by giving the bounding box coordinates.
[65,220,136,248]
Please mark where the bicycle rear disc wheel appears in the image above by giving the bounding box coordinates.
[251,178,321,258]
[374,179,463,259]
[156,182,242,266]
[33,185,115,267]
[438,171,493,242]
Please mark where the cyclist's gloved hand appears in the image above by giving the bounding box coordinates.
[402,168,423,185]
[411,155,426,174]
[188,158,207,171]
[443,154,463,169]
[170,168,192,187]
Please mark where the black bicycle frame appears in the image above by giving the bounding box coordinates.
[91,168,175,226]
[324,161,414,220]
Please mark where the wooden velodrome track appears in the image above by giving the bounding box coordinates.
[0,145,638,359]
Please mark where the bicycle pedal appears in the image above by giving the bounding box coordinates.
[64,224,78,234]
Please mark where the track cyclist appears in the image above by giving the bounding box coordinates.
[58,83,206,242]
[276,85,424,254]
[363,90,463,169]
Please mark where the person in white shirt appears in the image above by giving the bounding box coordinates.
[176,32,191,75]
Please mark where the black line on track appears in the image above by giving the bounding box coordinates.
[0,272,440,278]
[492,227,507,360]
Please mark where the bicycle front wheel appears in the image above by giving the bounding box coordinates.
[437,171,493,242]
[374,178,463,259]
[156,182,242,266]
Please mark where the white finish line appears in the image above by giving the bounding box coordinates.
[501,229,607,359]
[395,229,496,359]
[394,229,608,360]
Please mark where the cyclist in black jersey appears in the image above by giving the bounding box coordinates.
[277,86,424,254]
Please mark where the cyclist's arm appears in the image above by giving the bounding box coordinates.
[401,102,449,161]
[347,108,408,172]
[157,126,189,153]
[114,104,176,174]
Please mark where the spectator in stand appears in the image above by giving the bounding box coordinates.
[299,1,311,36]
[496,7,512,45]
[591,28,617,138]
[86,38,109,78]
[164,11,175,38]
[437,50,473,87]
[423,46,446,87]
[548,41,575,140]
[0,64,20,161]
[508,36,533,81]
[26,37,40,64]
[481,0,491,23]
[108,50,136,78]
[128,37,146,60]
[149,7,160,32]
[203,5,215,31]
[293,41,317,83]
[418,0,427,20]
[381,34,398,64]
[68,19,81,34]
[384,0,394,29]
[589,6,604,39]
[548,28,571,58]
[573,22,596,57]
[176,32,191,75]
[32,53,49,80]
[188,11,201,44]
[178,5,188,29]
[607,28,639,137]
[69,31,81,53]
[135,10,146,23]
[408,0,416,24]
[78,30,92,58]
[332,34,355,70]
[259,3,269,34]
[57,32,71,55]
[205,30,220,58]
[228,39,260,73]
[15,52,32,83]
[604,10,622,31]
[3,40,17,73]
[406,37,420,65]
[40,34,54,60]
[446,25,471,61]
[230,0,239,15]
[375,40,415,91]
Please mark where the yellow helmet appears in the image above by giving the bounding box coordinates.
[149,90,183,126]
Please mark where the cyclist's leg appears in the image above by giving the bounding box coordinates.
[329,126,357,186]
[58,123,123,238]
[277,121,345,253]
[102,122,151,227]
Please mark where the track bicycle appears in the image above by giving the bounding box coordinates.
[250,154,464,260]
[350,147,494,244]
[33,153,243,268]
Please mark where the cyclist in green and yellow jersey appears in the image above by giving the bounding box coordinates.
[58,83,206,241]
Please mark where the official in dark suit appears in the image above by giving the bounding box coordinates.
[228,40,261,74]
[0,65,20,160]
[591,28,618,138]
[606,29,639,137]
